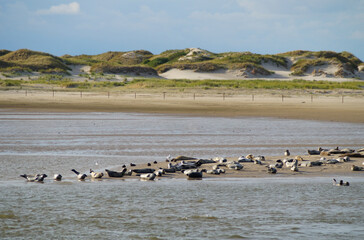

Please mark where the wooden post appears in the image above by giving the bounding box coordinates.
[53,90,55,98]
[281,94,284,102]
[134,92,136,99]
[163,92,166,100]
[311,94,313,103]
[25,90,27,96]
[342,95,344,104]
[193,93,195,100]
[252,94,254,101]
[223,93,225,101]
[108,92,110,98]
[80,91,82,98]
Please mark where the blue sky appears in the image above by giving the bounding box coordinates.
[0,0,363,60]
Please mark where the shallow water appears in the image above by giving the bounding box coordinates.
[0,111,363,239]
[1,178,363,239]
[0,111,363,180]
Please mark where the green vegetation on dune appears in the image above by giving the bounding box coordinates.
[156,62,223,73]
[217,52,288,68]
[62,54,100,66]
[0,49,70,73]
[127,78,364,90]
[90,62,157,76]
[279,50,361,76]
[0,50,11,57]
[291,59,327,76]
[62,50,153,68]
[1,77,362,91]
[0,48,362,79]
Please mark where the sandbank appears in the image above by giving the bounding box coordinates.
[105,154,364,179]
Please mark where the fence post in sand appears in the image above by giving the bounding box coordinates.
[193,93,195,100]
[108,91,110,98]
[252,94,254,101]
[53,90,55,98]
[223,93,225,101]
[134,92,136,99]
[342,95,344,104]
[311,94,313,103]
[25,90,27,96]
[163,92,166,100]
[80,91,82,98]
[281,94,284,102]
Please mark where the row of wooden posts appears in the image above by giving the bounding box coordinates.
[22,90,347,103]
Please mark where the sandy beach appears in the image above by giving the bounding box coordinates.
[1,89,363,178]
[1,89,364,123]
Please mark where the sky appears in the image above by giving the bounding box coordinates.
[0,0,363,60]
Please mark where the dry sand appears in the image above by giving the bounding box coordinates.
[1,90,364,123]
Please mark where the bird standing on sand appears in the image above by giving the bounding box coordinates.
[285,150,290,156]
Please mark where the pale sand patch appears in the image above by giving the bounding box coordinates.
[160,61,363,81]
[159,68,244,80]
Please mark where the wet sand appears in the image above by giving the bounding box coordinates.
[106,154,364,179]
[1,90,364,123]
[1,90,363,178]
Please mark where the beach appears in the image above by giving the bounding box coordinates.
[1,89,364,123]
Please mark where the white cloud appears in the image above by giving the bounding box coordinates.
[37,2,80,15]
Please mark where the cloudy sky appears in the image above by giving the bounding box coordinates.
[0,0,363,60]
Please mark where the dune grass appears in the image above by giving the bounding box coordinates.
[127,78,364,90]
[1,77,363,90]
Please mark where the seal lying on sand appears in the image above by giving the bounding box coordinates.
[20,174,47,182]
[71,169,87,180]
[140,173,156,181]
[132,168,155,174]
[105,168,127,177]
[333,178,349,186]
[90,169,103,178]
